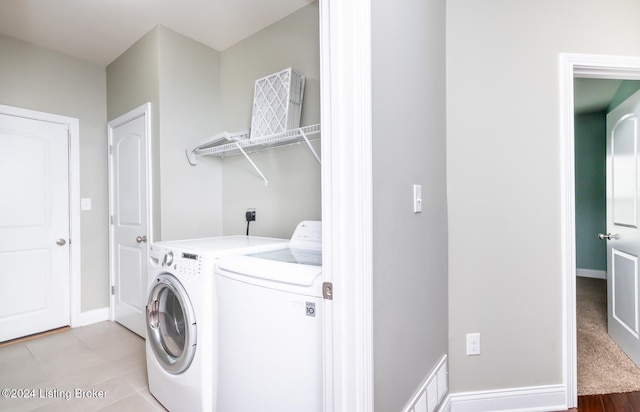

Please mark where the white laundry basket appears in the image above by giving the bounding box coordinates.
[250,68,305,138]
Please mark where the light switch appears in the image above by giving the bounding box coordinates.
[413,184,422,213]
[81,198,92,211]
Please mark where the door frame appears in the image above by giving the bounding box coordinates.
[0,104,81,328]
[560,53,640,408]
[319,0,374,411]
[107,102,153,323]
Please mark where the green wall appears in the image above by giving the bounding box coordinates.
[574,79,640,273]
[609,80,640,112]
[574,110,606,271]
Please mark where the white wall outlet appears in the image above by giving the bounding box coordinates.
[413,184,422,213]
[466,333,480,356]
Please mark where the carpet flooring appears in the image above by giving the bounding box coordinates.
[577,277,640,395]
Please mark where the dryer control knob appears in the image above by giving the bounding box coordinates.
[163,251,174,267]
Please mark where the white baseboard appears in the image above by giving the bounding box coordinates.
[447,385,566,412]
[75,307,109,327]
[576,268,606,279]
[403,354,448,412]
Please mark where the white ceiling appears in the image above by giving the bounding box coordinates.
[0,1,626,113]
[0,0,314,67]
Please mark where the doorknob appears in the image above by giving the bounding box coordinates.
[598,233,617,240]
[136,235,147,243]
[56,239,66,246]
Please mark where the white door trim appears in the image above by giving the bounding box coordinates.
[319,0,374,411]
[560,53,640,409]
[107,102,153,323]
[0,104,81,328]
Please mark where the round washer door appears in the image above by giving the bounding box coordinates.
[146,273,197,374]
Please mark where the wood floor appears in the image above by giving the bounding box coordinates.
[559,392,640,412]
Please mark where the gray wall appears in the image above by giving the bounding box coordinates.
[107,26,224,242]
[219,3,321,239]
[372,0,449,410]
[0,3,319,320]
[0,34,109,312]
[447,0,640,393]
[107,5,320,242]
[106,28,162,242]
[575,111,606,272]
[157,27,224,240]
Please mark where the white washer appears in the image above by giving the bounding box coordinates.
[215,221,323,412]
[145,236,288,412]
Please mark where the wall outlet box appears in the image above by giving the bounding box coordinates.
[466,333,480,356]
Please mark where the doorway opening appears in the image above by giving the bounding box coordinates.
[574,77,640,396]
[561,53,640,408]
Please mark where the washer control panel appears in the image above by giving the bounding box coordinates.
[149,245,202,277]
[290,220,322,251]
[174,252,202,277]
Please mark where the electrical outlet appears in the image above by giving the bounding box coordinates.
[466,333,480,356]
[245,209,256,222]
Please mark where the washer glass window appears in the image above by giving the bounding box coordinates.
[147,274,197,374]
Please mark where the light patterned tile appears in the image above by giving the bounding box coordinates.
[25,333,93,373]
[78,347,147,383]
[0,322,157,411]
[0,343,49,388]
[121,365,149,392]
[0,343,41,373]
[96,392,161,412]
[0,388,59,412]
[98,344,146,374]
[0,365,54,391]
[137,388,168,411]
[46,359,118,391]
[36,376,139,412]
[72,322,143,357]
[32,398,79,412]
[38,351,107,382]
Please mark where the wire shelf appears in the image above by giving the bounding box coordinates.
[193,124,320,159]
[183,68,319,185]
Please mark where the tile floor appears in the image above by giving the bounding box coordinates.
[0,321,166,411]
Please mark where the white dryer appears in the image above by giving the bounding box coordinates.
[214,221,323,412]
[145,236,288,412]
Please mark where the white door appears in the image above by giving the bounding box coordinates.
[109,104,150,338]
[605,89,640,366]
[0,113,70,342]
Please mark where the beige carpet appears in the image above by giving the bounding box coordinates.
[577,276,640,395]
